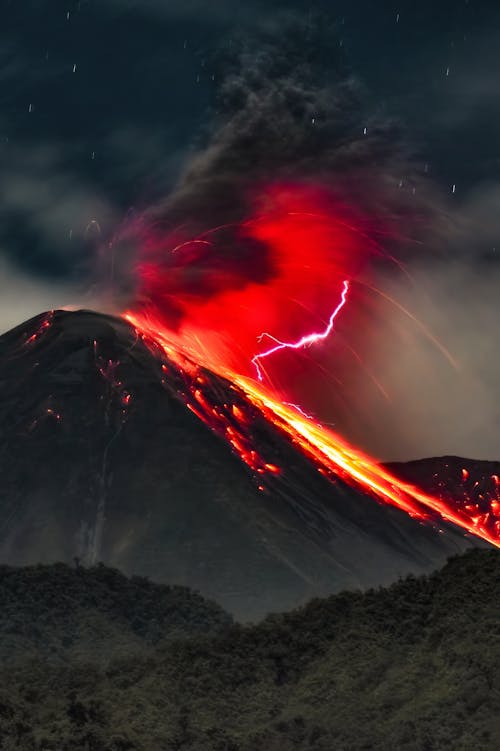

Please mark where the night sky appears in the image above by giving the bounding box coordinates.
[1,0,500,461]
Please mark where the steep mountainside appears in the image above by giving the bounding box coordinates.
[0,309,486,618]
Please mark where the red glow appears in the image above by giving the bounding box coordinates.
[123,183,500,549]
[133,185,370,377]
[252,280,349,381]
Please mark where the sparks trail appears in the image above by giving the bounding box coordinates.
[252,280,350,381]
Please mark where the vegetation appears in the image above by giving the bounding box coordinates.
[0,562,232,665]
[0,549,498,750]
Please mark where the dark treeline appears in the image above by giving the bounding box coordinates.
[0,549,498,750]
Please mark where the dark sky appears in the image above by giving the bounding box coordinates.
[1,0,500,459]
[1,0,499,288]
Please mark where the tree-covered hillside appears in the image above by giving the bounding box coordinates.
[0,549,498,750]
[0,562,232,665]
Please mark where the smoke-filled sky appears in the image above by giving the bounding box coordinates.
[1,0,500,461]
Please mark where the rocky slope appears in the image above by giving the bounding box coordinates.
[0,309,488,619]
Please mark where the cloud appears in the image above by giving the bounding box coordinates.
[0,136,121,325]
[0,143,116,260]
[452,182,500,258]
[2,8,499,462]
[430,27,500,131]
[359,256,500,461]
[134,15,500,462]
[142,15,437,246]
[0,256,101,334]
[0,116,189,328]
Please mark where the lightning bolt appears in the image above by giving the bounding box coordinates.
[252,280,350,381]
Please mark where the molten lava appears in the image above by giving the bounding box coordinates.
[123,310,500,548]
[123,183,500,548]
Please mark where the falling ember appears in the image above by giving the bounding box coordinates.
[24,312,54,346]
[252,280,350,381]
[46,408,62,422]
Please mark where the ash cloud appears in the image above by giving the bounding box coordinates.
[146,16,433,234]
[128,15,500,462]
[2,6,499,462]
[125,16,440,312]
[360,253,500,462]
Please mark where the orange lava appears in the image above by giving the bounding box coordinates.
[124,310,500,549]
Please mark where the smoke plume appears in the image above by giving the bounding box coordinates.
[118,15,498,462]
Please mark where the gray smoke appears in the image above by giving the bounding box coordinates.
[133,16,500,462]
[145,16,437,241]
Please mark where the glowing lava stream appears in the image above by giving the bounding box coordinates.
[123,311,500,549]
[252,280,350,380]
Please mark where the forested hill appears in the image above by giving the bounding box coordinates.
[0,562,232,664]
[0,549,498,750]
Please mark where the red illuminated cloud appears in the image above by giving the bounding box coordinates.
[133,183,380,375]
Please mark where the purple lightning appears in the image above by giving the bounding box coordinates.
[252,280,350,381]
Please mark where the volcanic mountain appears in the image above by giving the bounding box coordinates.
[0,310,493,619]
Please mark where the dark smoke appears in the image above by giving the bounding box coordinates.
[158,17,435,223]
[112,14,500,464]
[110,14,441,307]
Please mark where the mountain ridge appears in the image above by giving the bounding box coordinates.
[0,548,497,750]
[0,561,232,666]
[0,308,490,619]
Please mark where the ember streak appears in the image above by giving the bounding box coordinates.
[24,311,54,346]
[93,340,132,412]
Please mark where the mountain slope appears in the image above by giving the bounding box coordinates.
[387,456,500,511]
[0,309,485,618]
[0,549,498,750]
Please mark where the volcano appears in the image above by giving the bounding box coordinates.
[0,309,493,619]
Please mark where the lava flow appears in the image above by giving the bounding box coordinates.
[123,183,500,548]
[122,311,500,548]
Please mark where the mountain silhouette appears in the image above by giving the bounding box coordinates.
[0,309,489,619]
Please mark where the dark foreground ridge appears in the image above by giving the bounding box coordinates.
[0,309,491,620]
[0,562,232,665]
[0,548,498,750]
